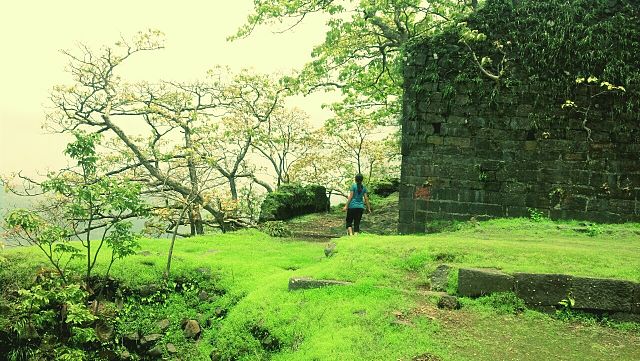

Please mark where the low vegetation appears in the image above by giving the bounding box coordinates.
[1,216,639,360]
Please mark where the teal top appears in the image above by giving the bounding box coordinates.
[348,184,367,209]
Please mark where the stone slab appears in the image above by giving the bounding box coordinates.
[571,277,635,312]
[514,273,572,307]
[288,277,352,291]
[458,268,514,297]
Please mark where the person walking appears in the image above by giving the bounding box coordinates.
[342,174,372,236]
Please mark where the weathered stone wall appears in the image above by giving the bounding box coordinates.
[399,58,640,233]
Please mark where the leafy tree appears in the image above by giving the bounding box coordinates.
[47,32,288,234]
[252,107,315,188]
[4,132,146,284]
[233,0,477,123]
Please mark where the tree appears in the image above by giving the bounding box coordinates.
[47,32,288,234]
[251,107,315,188]
[233,0,476,123]
[3,132,145,284]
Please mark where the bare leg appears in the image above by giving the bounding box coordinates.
[347,227,354,236]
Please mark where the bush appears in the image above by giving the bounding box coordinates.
[369,177,400,197]
[259,184,329,222]
[259,221,293,238]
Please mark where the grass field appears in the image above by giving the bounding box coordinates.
[2,218,639,360]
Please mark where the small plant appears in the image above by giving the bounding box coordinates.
[527,208,546,222]
[260,221,293,238]
[585,223,604,237]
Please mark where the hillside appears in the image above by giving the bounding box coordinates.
[1,216,639,360]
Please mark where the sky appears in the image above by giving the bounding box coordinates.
[0,0,331,176]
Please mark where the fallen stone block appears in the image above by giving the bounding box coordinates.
[430,264,451,292]
[608,312,640,323]
[515,273,572,307]
[632,283,640,314]
[458,268,514,297]
[571,277,635,312]
[288,277,352,291]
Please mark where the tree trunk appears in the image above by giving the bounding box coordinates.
[229,178,238,201]
[188,208,196,236]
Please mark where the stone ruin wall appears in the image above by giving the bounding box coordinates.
[399,52,640,233]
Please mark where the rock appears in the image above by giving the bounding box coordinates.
[138,283,161,297]
[288,277,352,291]
[210,351,222,361]
[123,331,139,347]
[437,295,460,310]
[183,319,201,339]
[166,343,177,353]
[430,264,451,292]
[515,273,572,307]
[141,333,163,345]
[570,277,635,312]
[458,268,514,297]
[157,319,170,332]
[324,242,336,257]
[147,344,163,357]
[214,307,226,318]
[198,290,209,301]
[95,321,114,342]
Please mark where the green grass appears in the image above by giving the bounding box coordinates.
[2,219,640,360]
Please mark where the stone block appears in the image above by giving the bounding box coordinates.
[288,277,352,291]
[632,283,640,314]
[514,273,572,307]
[458,268,514,297]
[430,264,451,292]
[570,277,636,312]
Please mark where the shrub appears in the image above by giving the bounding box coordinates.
[260,221,293,238]
[259,184,329,222]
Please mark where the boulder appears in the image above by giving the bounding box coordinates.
[458,268,514,297]
[141,333,163,345]
[183,319,201,339]
[198,290,209,301]
[95,320,114,342]
[514,273,572,307]
[147,345,163,357]
[570,277,635,312]
[430,265,451,292]
[157,319,170,332]
[166,343,177,354]
[437,295,460,310]
[288,277,352,291]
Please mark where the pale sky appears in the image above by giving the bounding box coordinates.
[0,0,330,176]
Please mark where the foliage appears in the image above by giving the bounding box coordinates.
[2,219,640,359]
[3,132,145,284]
[527,208,547,222]
[407,0,640,133]
[259,221,293,238]
[471,292,527,315]
[46,31,296,235]
[2,275,96,360]
[234,0,475,122]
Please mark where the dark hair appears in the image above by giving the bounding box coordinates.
[355,174,364,194]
